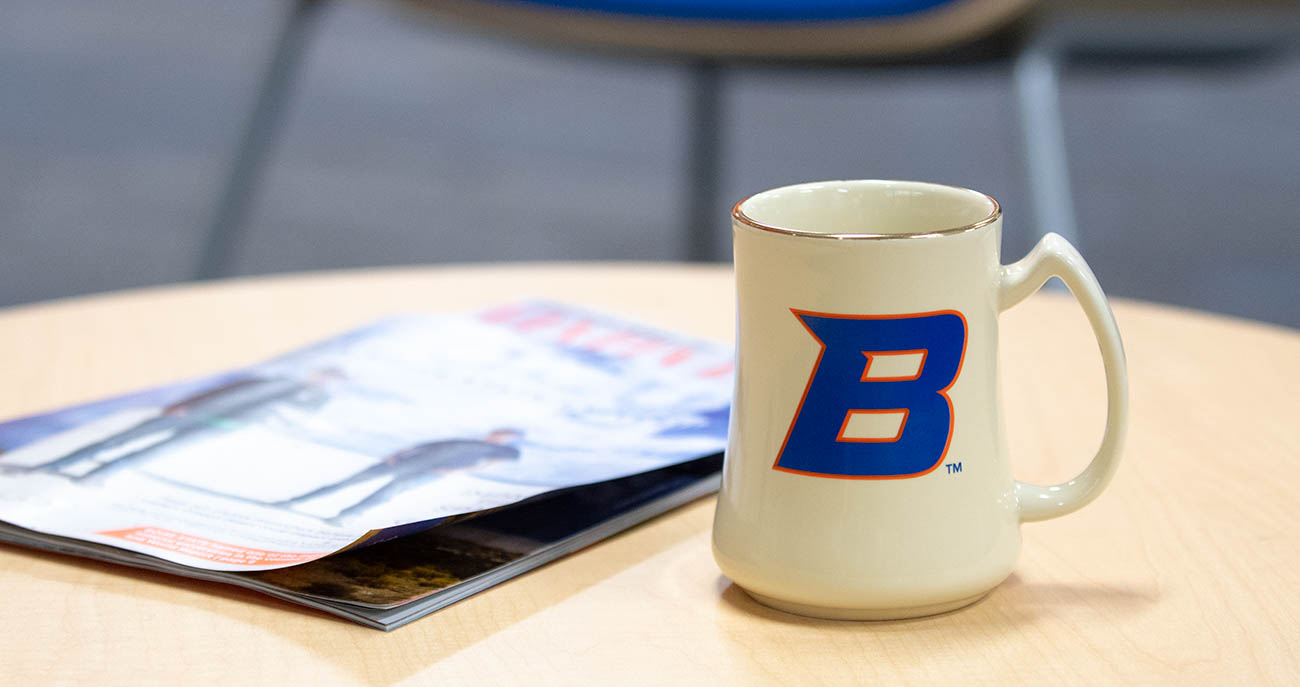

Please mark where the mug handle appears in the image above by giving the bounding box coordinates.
[999,233,1129,522]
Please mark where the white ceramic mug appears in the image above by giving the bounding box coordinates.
[712,180,1128,620]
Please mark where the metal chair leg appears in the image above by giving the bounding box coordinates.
[683,59,724,262]
[1014,35,1079,249]
[195,0,327,280]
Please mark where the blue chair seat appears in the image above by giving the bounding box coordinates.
[405,0,1034,58]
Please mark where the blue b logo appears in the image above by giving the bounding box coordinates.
[774,309,967,479]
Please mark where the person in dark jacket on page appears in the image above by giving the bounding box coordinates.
[29,368,343,481]
[275,428,523,524]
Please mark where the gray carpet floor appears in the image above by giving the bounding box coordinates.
[2,0,1297,327]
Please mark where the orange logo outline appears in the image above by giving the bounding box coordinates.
[859,349,928,382]
[835,408,910,443]
[772,308,968,480]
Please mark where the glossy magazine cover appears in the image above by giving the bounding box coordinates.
[0,301,732,572]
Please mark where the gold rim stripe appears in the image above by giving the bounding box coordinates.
[732,182,1002,240]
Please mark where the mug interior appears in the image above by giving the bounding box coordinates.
[735,180,999,239]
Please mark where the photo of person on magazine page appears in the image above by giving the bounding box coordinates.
[273,429,523,525]
[11,368,345,483]
[4,378,526,527]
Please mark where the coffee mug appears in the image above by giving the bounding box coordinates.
[712,180,1127,620]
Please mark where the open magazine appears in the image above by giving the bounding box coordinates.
[0,301,733,629]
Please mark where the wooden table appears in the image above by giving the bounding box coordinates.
[1,264,1297,685]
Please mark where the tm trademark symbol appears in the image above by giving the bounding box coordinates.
[945,462,962,474]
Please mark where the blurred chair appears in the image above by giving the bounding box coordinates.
[397,0,1034,57]
[195,0,1036,279]
[1013,5,1297,251]
[195,0,1295,279]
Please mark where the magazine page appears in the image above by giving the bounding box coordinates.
[242,454,723,611]
[0,453,722,630]
[0,302,732,571]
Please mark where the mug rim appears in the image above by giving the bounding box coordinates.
[732,179,1002,240]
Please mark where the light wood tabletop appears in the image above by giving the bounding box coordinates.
[1,263,1297,686]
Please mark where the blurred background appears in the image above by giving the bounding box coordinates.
[1,0,1297,326]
